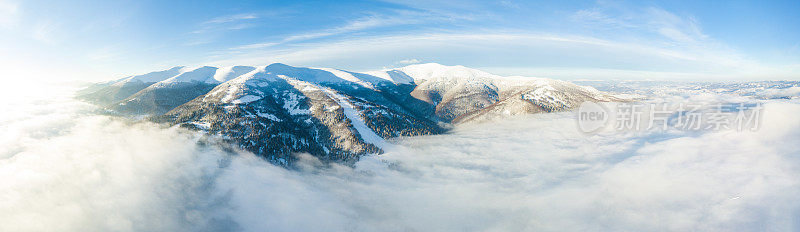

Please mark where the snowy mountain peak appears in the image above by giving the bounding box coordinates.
[262,63,402,88]
[265,62,292,69]
[396,63,501,81]
[225,65,278,85]
[159,66,219,85]
[213,66,257,83]
[363,69,415,85]
[149,65,259,87]
[113,66,185,85]
[81,62,624,164]
[264,63,351,83]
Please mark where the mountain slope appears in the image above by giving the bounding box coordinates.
[81,62,622,164]
[156,64,445,164]
[114,66,256,115]
[380,63,623,123]
[76,66,185,106]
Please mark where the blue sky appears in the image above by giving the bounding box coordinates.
[1,0,799,81]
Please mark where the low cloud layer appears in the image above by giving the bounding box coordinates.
[1,83,799,231]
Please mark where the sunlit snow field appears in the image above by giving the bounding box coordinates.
[1,81,800,231]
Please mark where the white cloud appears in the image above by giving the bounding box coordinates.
[0,0,19,29]
[396,58,421,64]
[232,9,472,52]
[190,13,260,35]
[645,7,709,43]
[31,21,59,45]
[571,5,711,45]
[571,8,636,29]
[203,13,259,25]
[231,42,280,50]
[226,15,410,53]
[498,0,520,9]
[2,81,800,231]
[197,4,796,81]
[207,32,794,80]
[280,16,394,42]
[87,46,125,61]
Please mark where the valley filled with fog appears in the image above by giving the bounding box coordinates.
[2,81,800,232]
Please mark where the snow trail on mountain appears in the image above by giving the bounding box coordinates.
[321,88,392,149]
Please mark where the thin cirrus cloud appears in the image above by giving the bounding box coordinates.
[200,3,797,80]
[208,32,792,80]
[31,21,60,45]
[396,58,421,65]
[203,13,259,24]
[1,0,798,82]
[575,6,711,44]
[227,9,468,52]
[0,0,19,29]
[190,13,260,34]
[645,8,709,43]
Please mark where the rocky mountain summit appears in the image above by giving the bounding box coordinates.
[78,63,624,164]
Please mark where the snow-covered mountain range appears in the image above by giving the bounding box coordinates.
[78,63,624,164]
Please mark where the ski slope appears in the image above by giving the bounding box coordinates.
[321,88,392,149]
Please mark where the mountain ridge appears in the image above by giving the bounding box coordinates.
[78,62,625,165]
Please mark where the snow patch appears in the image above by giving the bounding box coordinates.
[256,112,282,122]
[231,95,261,104]
[315,68,362,83]
[522,85,568,108]
[213,66,256,83]
[363,70,414,85]
[396,63,501,81]
[159,66,219,85]
[264,63,348,84]
[283,92,311,115]
[187,121,210,130]
[322,88,391,149]
[219,84,241,103]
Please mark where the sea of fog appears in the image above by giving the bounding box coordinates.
[1,81,800,231]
